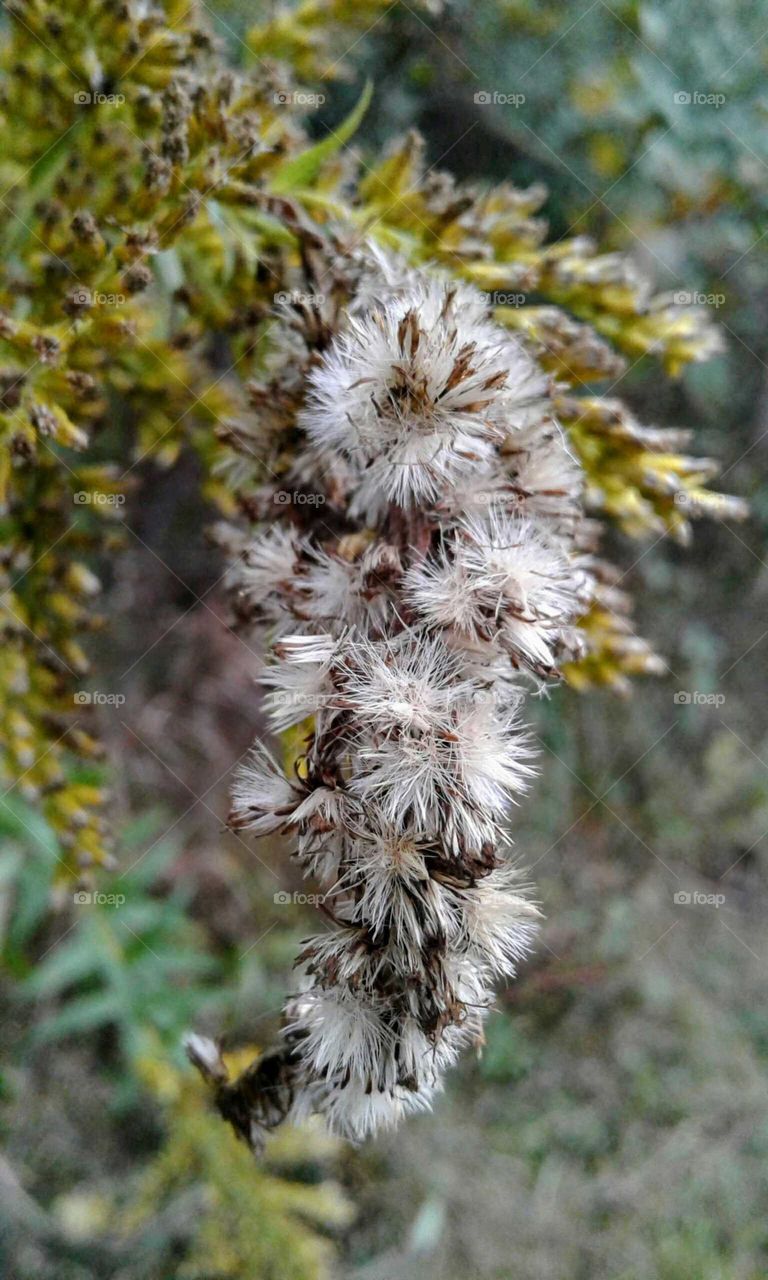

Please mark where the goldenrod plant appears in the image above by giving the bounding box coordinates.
[0,799,353,1278]
[117,1048,353,1280]
[0,0,745,1143]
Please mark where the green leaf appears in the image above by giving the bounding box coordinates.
[152,248,185,295]
[270,80,373,194]
[238,206,298,247]
[4,120,86,259]
[23,930,100,996]
[31,990,119,1043]
[0,799,61,958]
[0,795,59,857]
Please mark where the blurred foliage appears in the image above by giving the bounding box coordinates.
[0,794,64,969]
[337,696,768,1279]
[0,798,352,1278]
[339,0,768,464]
[484,0,766,246]
[23,831,221,1070]
[0,0,743,873]
[0,1,763,1278]
[336,0,766,249]
[114,1049,353,1280]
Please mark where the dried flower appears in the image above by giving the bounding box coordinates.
[215,257,588,1143]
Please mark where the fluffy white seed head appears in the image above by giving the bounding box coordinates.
[213,256,591,1148]
[299,277,549,520]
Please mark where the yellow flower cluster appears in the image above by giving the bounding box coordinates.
[0,0,742,870]
[114,1046,352,1279]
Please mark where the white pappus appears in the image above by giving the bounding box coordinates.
[189,251,590,1148]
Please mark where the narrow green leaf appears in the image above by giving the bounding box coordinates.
[23,931,99,996]
[270,80,373,194]
[4,121,86,258]
[31,991,119,1043]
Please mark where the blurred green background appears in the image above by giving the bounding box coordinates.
[2,2,766,1278]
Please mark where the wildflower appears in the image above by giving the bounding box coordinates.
[200,256,588,1145]
[299,276,549,520]
[404,512,581,675]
